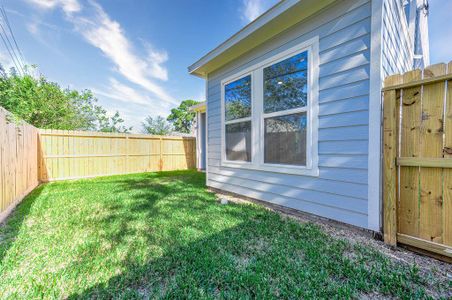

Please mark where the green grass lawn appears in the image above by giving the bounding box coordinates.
[0,170,448,299]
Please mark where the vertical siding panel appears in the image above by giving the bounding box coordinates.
[381,0,414,76]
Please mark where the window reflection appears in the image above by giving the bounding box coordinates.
[263,51,308,113]
[225,75,251,121]
[264,112,307,166]
[226,121,252,162]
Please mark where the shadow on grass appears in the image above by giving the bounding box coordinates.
[0,171,441,298]
[75,171,242,250]
[0,185,46,262]
[66,212,433,299]
[64,171,433,299]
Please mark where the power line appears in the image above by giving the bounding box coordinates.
[1,7,25,67]
[0,7,25,75]
[0,30,23,75]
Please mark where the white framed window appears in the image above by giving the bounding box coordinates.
[222,73,253,163]
[220,36,319,176]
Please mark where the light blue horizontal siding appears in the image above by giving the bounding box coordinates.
[208,175,368,216]
[319,80,369,103]
[319,125,369,141]
[319,96,369,115]
[205,0,372,229]
[319,110,369,128]
[208,180,368,228]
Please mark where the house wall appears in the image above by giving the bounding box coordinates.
[381,0,415,76]
[205,0,373,229]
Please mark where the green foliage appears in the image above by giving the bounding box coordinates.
[142,115,172,135]
[225,76,251,121]
[97,111,132,133]
[167,99,199,133]
[0,171,448,298]
[0,66,130,132]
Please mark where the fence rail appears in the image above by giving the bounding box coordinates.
[383,61,452,261]
[0,108,39,223]
[38,129,196,181]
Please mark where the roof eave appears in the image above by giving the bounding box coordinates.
[189,102,206,112]
[188,0,336,78]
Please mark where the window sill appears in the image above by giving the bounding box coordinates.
[220,161,319,177]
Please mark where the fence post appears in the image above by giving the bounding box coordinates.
[445,61,452,245]
[159,137,163,171]
[193,138,196,169]
[125,135,129,174]
[383,74,402,246]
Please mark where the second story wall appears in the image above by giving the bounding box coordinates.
[381,0,429,77]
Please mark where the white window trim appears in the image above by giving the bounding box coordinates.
[220,36,319,176]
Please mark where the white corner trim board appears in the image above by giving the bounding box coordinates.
[368,0,383,232]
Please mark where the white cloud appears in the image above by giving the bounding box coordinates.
[92,78,172,115]
[93,78,173,132]
[93,78,152,107]
[0,51,15,70]
[240,0,277,23]
[27,0,81,14]
[26,21,39,35]
[26,0,177,106]
[144,43,168,81]
[241,0,263,22]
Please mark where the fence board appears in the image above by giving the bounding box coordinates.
[399,70,421,237]
[444,61,452,246]
[383,61,452,259]
[0,108,39,223]
[383,74,402,245]
[419,63,446,243]
[38,130,196,181]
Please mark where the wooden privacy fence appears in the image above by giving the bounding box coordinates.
[383,62,452,260]
[0,108,39,223]
[38,129,196,181]
[0,107,197,219]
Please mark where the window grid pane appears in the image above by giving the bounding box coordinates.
[264,112,307,166]
[225,75,252,121]
[225,121,252,162]
[263,51,308,114]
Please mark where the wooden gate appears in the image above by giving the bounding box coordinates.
[383,62,452,260]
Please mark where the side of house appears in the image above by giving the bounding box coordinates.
[206,0,373,229]
[189,0,429,232]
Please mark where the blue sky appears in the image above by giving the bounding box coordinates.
[0,0,450,131]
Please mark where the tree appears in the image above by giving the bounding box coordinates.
[98,111,132,133]
[0,65,130,132]
[142,115,172,135]
[167,99,199,133]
